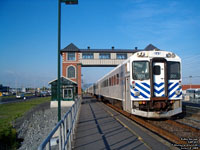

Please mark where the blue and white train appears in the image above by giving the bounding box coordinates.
[87,49,182,118]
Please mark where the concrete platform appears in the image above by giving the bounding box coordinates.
[74,95,178,150]
[50,101,74,108]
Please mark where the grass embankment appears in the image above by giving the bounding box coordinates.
[0,97,50,149]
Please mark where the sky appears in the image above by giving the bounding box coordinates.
[0,0,200,88]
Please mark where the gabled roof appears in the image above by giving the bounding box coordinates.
[144,44,158,51]
[48,76,77,85]
[61,43,79,52]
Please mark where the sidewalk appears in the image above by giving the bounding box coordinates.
[73,95,150,150]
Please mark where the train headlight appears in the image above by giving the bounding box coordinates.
[132,81,135,89]
[175,90,181,95]
[137,52,145,57]
[172,53,176,58]
[179,81,182,88]
[166,52,176,58]
[134,91,140,96]
[166,53,172,58]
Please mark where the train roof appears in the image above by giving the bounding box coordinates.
[95,49,181,83]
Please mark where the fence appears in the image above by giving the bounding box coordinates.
[38,98,81,150]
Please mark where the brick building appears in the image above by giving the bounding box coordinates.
[61,44,82,95]
[60,43,145,95]
[182,85,200,90]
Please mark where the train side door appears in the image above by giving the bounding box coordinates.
[125,77,131,112]
[153,62,165,97]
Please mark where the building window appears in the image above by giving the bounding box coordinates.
[68,52,76,61]
[63,88,73,99]
[117,53,127,59]
[67,66,76,78]
[82,53,94,59]
[99,53,110,59]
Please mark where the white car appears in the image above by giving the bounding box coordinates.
[16,93,25,99]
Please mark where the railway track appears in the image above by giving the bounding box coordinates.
[103,102,200,149]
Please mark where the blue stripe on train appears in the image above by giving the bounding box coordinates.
[168,83,179,93]
[154,82,164,88]
[141,83,150,89]
[135,83,150,95]
[154,87,165,94]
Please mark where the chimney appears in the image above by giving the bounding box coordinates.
[112,46,114,50]
[135,47,138,50]
[87,46,90,50]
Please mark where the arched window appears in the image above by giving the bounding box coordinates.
[67,66,75,78]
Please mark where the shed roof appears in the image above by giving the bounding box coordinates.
[48,76,77,85]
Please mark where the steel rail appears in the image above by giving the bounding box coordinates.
[106,103,187,145]
[166,120,200,133]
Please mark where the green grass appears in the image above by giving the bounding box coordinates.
[0,97,50,149]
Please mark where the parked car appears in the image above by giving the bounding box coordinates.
[195,89,200,99]
[16,93,25,99]
[36,91,49,97]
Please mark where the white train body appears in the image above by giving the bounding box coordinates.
[88,50,182,118]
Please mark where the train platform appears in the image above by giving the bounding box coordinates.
[73,95,178,150]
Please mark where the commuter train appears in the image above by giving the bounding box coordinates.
[87,49,182,118]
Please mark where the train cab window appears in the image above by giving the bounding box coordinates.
[168,62,180,80]
[153,66,160,75]
[132,61,149,80]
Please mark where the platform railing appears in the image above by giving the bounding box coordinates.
[38,97,81,150]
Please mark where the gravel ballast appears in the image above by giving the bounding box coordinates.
[15,102,70,150]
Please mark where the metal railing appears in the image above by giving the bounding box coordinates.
[38,98,81,150]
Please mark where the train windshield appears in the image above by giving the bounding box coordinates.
[132,61,149,80]
[168,62,180,80]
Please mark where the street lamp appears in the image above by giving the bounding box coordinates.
[189,76,192,89]
[57,0,78,121]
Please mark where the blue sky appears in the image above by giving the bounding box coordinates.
[0,0,200,88]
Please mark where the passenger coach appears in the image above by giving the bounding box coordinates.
[88,49,182,118]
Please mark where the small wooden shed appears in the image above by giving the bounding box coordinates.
[49,77,77,101]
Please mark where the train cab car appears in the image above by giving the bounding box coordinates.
[91,49,182,118]
[130,50,182,118]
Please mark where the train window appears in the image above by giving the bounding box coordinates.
[109,78,111,86]
[168,62,180,80]
[106,79,108,87]
[132,61,149,80]
[111,76,114,86]
[116,74,119,84]
[153,66,160,75]
[114,75,117,85]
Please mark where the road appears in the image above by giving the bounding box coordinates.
[0,95,37,104]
